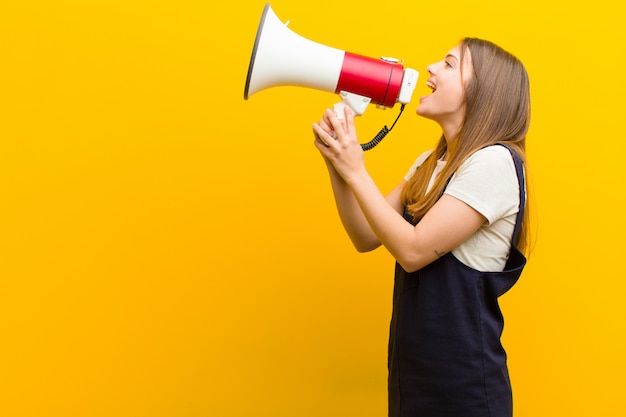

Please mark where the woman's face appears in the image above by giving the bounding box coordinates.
[417,45,474,135]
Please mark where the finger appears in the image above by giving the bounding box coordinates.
[328,107,349,132]
[322,108,336,126]
[325,109,345,130]
[318,115,340,140]
[313,137,330,153]
[343,106,354,135]
[318,118,334,137]
[327,110,347,142]
[312,123,331,147]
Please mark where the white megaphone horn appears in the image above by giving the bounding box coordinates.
[244,3,419,150]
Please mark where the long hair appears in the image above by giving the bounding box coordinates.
[401,37,532,253]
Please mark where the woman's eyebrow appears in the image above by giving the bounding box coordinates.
[445,54,459,62]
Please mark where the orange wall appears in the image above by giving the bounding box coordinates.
[1,1,624,416]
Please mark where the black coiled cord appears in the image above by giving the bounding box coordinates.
[360,104,406,151]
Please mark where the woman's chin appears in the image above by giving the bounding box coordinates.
[416,104,430,118]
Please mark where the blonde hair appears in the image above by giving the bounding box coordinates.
[401,38,531,253]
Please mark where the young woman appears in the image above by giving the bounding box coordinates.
[312,37,530,417]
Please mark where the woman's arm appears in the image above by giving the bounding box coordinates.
[326,159,404,252]
[314,110,403,252]
[349,175,486,272]
[313,108,486,272]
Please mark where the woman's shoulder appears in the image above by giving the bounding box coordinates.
[464,144,515,166]
[456,144,517,180]
[403,149,435,181]
[448,145,519,224]
[414,149,435,166]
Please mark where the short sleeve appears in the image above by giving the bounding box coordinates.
[444,146,520,225]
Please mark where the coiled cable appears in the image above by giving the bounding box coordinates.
[360,104,406,151]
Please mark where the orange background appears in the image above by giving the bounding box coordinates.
[1,1,624,416]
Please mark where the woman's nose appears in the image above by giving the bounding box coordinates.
[426,64,435,75]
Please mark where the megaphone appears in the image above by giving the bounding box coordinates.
[244,3,419,150]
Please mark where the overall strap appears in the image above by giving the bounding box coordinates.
[496,143,526,246]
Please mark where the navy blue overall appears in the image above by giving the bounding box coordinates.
[388,145,526,417]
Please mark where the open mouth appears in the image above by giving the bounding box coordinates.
[426,81,437,93]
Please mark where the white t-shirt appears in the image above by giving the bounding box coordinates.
[403,145,521,272]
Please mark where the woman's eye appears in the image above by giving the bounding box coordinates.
[445,60,453,68]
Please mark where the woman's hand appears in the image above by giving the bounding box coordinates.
[312,106,366,185]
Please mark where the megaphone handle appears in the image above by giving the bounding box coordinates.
[334,91,371,119]
[331,92,406,151]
